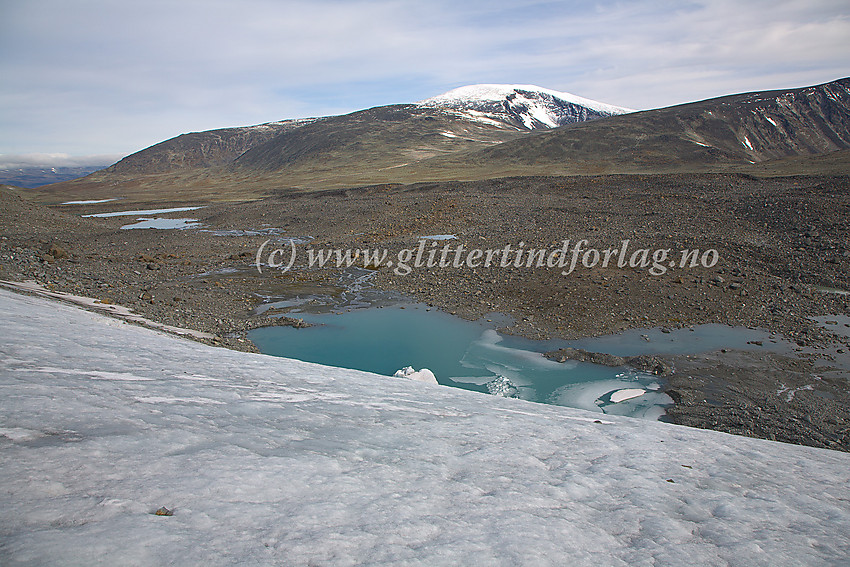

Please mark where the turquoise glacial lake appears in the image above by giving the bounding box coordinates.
[249,305,782,420]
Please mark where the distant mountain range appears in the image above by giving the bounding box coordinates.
[0,166,109,189]
[32,78,850,202]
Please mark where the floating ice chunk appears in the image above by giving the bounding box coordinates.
[393,366,438,384]
[485,375,519,398]
[550,379,639,412]
[609,388,646,403]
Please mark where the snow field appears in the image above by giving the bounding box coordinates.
[1,289,848,565]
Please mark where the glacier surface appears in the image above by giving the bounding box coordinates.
[1,288,849,565]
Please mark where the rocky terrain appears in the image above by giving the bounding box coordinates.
[103,118,320,174]
[426,78,850,176]
[2,171,849,451]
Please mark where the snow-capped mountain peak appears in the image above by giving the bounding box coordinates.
[419,84,633,130]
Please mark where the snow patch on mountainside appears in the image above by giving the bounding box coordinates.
[420,84,634,130]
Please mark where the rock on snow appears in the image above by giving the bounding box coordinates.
[0,288,848,565]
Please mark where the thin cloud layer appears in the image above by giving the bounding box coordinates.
[1,0,847,160]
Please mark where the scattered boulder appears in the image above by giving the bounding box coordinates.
[628,355,674,376]
[546,347,627,367]
[48,244,68,259]
[277,316,310,329]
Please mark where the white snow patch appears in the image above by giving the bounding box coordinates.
[420,85,633,131]
[418,234,456,240]
[60,198,117,205]
[743,136,755,151]
[440,131,458,138]
[376,162,410,171]
[765,116,779,127]
[420,84,634,115]
[134,396,226,405]
[21,366,155,381]
[0,280,215,339]
[777,383,815,402]
[454,109,512,127]
[0,427,46,442]
[393,366,438,384]
[1,288,850,565]
[82,206,203,218]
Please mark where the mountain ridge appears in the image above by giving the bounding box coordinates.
[103,118,321,175]
[405,77,850,175]
[420,83,633,130]
[32,77,850,202]
[83,84,627,178]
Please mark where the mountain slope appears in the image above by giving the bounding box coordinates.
[3,288,850,565]
[426,77,850,174]
[419,83,633,130]
[84,85,626,180]
[103,118,320,174]
[229,86,630,176]
[230,103,529,173]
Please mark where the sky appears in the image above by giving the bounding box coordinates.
[1,0,848,167]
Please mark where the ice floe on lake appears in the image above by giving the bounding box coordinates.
[393,366,438,384]
[120,217,202,230]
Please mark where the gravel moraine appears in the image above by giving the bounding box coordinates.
[2,173,849,451]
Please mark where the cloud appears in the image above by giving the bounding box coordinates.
[0,0,847,158]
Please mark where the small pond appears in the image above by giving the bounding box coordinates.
[249,305,787,419]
